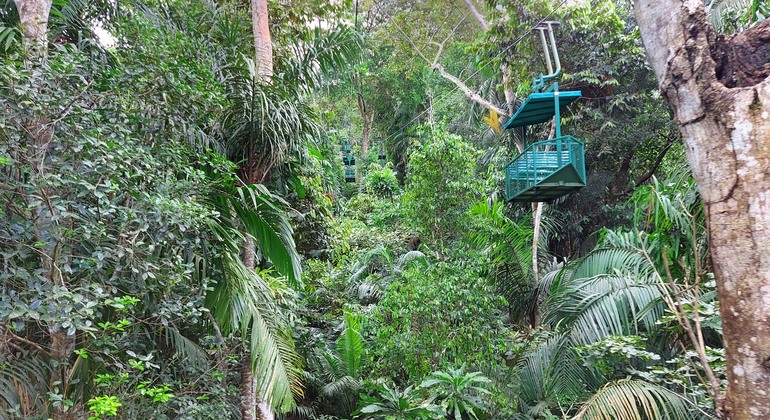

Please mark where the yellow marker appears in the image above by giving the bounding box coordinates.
[483,109,502,134]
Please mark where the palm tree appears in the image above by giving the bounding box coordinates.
[510,247,692,417]
[218,26,362,185]
[510,169,720,418]
[311,309,365,416]
[203,5,361,418]
[203,181,303,415]
[346,244,428,304]
[357,383,442,420]
[469,199,555,326]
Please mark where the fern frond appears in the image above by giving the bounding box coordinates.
[161,326,210,371]
[575,379,693,420]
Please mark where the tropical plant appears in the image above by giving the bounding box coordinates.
[470,200,537,325]
[0,44,232,418]
[313,309,365,415]
[356,383,443,420]
[708,0,770,33]
[365,261,508,384]
[512,334,599,417]
[509,167,721,418]
[217,23,362,185]
[419,367,491,420]
[203,182,304,412]
[345,244,427,304]
[544,247,666,346]
[574,379,693,420]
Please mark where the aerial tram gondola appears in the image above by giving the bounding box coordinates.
[503,21,586,202]
[342,140,356,182]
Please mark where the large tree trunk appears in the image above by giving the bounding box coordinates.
[251,0,273,79]
[361,112,373,157]
[13,0,52,59]
[633,1,770,417]
[13,3,77,417]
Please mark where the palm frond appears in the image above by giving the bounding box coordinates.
[559,274,665,345]
[338,309,363,379]
[574,379,693,420]
[546,248,665,345]
[395,250,428,272]
[161,326,210,371]
[249,307,303,413]
[516,335,599,406]
[232,184,302,287]
[348,244,393,283]
[0,351,49,417]
[0,23,19,53]
[205,254,302,413]
[633,177,693,237]
[354,280,382,303]
[220,62,319,181]
[207,182,301,287]
[320,375,361,399]
[277,26,363,92]
[470,200,533,278]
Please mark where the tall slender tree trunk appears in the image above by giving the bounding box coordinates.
[354,74,373,156]
[502,63,524,155]
[241,2,275,419]
[361,112,373,157]
[251,0,273,79]
[13,0,52,60]
[14,2,78,418]
[633,1,770,417]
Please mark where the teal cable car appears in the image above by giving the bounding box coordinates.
[342,140,356,182]
[504,21,586,202]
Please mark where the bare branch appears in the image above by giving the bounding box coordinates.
[461,0,489,31]
[661,249,722,402]
[392,21,507,117]
[631,137,675,189]
[431,14,468,67]
[432,63,508,116]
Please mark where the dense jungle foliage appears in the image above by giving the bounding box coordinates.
[1,0,766,418]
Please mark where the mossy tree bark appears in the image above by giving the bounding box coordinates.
[13,0,52,59]
[633,1,770,417]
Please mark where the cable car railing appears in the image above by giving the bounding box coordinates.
[505,136,586,201]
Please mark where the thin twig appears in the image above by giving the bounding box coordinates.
[4,327,47,354]
[662,249,721,400]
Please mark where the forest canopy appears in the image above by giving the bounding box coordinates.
[1,0,768,419]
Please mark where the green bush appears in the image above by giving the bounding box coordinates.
[364,261,508,384]
[402,128,484,243]
[365,163,400,198]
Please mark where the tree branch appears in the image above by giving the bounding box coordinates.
[662,250,722,401]
[432,63,508,116]
[461,0,489,31]
[632,137,675,189]
[393,16,508,117]
[3,325,47,355]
